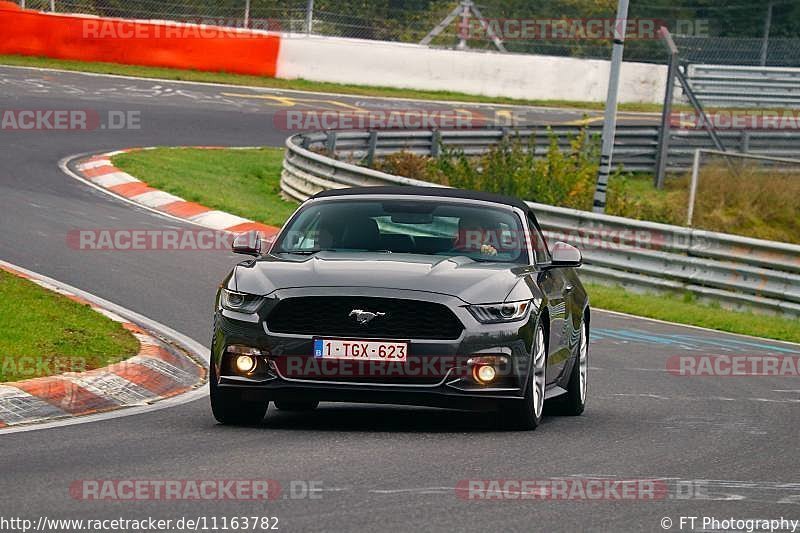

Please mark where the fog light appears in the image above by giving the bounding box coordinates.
[235,354,257,374]
[473,364,497,384]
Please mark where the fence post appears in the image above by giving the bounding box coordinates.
[325,131,337,153]
[431,130,441,157]
[654,28,678,189]
[740,131,750,153]
[760,2,774,67]
[592,0,630,213]
[50,0,54,11]
[366,131,378,167]
[243,0,250,28]
[305,0,314,35]
[687,149,702,226]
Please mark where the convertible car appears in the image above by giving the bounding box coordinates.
[211,186,590,430]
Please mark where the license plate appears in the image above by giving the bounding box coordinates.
[313,338,408,361]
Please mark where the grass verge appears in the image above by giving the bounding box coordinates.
[586,283,800,344]
[0,54,662,112]
[607,168,800,244]
[112,147,296,227]
[0,270,140,383]
[112,147,800,344]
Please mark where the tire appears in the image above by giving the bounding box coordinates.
[499,322,547,430]
[274,400,319,411]
[209,362,268,425]
[552,320,588,416]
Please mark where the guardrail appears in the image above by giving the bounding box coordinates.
[292,126,800,176]
[687,64,800,108]
[281,131,800,316]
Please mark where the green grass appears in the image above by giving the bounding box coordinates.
[0,270,140,383]
[112,147,297,227]
[607,167,800,244]
[0,54,664,113]
[587,283,800,344]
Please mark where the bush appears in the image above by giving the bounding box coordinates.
[373,128,607,210]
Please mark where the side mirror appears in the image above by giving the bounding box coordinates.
[232,232,261,256]
[549,242,582,268]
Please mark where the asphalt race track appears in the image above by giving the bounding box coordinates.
[1,66,798,532]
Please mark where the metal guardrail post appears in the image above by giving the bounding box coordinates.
[654,28,678,190]
[740,131,750,153]
[325,131,337,153]
[366,131,378,166]
[431,130,441,157]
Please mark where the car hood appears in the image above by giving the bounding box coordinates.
[234,252,526,304]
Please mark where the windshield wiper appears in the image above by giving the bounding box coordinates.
[282,249,322,255]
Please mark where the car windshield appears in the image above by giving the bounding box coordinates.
[274,198,530,264]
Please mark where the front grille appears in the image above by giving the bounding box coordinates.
[267,296,464,340]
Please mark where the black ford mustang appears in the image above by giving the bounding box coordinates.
[211,186,590,430]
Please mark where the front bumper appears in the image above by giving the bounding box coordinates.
[212,288,537,410]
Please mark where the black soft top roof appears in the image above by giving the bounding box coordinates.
[312,186,532,215]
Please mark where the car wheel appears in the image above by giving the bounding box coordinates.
[274,400,319,411]
[552,320,588,416]
[500,322,547,430]
[209,361,268,425]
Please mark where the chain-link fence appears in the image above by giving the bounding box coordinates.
[21,0,308,27]
[15,0,800,66]
[674,36,800,68]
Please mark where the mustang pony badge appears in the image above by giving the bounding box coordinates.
[349,309,386,325]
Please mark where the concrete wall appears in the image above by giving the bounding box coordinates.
[277,34,667,104]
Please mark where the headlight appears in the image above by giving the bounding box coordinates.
[219,288,264,313]
[467,300,531,324]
